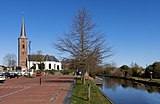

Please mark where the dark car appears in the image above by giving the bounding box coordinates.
[76,69,81,75]
[7,73,19,78]
[4,72,10,78]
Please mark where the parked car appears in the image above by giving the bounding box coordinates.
[9,73,19,78]
[36,73,42,76]
[76,70,81,75]
[17,73,22,76]
[4,72,10,78]
[4,72,19,78]
[0,74,6,83]
[24,73,29,76]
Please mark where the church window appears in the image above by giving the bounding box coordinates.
[49,63,51,69]
[57,65,59,70]
[22,44,25,49]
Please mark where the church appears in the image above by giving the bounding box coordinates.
[18,17,62,73]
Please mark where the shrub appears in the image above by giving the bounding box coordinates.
[61,70,70,75]
[44,70,56,75]
[111,69,123,77]
[89,71,96,78]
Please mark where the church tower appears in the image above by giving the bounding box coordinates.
[18,17,28,70]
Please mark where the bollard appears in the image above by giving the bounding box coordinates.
[88,83,90,101]
[40,78,41,85]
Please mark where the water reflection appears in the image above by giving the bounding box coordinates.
[103,77,160,94]
[102,77,160,104]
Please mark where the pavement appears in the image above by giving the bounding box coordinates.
[0,76,75,104]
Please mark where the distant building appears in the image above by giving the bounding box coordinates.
[18,17,61,72]
[0,65,4,71]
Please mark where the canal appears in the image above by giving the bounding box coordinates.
[101,77,160,104]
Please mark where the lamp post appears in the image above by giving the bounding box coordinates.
[29,41,31,76]
[150,71,153,81]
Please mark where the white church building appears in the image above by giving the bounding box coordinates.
[27,55,62,71]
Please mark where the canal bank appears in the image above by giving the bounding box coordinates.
[105,75,160,86]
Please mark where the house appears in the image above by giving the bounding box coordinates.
[0,65,4,71]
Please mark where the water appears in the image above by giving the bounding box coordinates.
[101,77,160,104]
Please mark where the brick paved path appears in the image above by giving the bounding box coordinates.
[0,76,74,104]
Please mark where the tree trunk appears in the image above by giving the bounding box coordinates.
[83,74,86,84]
[81,73,86,84]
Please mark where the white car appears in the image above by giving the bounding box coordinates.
[0,75,6,83]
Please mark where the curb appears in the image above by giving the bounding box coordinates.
[94,76,114,104]
[63,79,75,104]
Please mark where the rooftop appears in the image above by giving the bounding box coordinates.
[28,55,59,62]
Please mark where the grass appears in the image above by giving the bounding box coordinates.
[131,77,160,83]
[71,78,112,104]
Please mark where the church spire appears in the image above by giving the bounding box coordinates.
[20,16,27,38]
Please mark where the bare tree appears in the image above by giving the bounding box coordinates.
[54,9,112,84]
[3,54,17,70]
[35,50,45,72]
[36,50,44,63]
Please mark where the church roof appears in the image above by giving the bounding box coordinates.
[28,55,59,62]
[20,17,27,38]
[44,55,59,62]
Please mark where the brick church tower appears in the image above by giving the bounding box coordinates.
[18,17,28,71]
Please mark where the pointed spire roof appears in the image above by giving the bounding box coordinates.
[20,17,27,38]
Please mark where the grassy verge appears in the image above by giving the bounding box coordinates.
[106,75,160,86]
[132,77,160,82]
[71,78,111,104]
[131,77,160,84]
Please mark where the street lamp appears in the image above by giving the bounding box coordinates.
[150,71,153,81]
[29,41,31,75]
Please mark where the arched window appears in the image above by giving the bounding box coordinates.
[49,63,51,69]
[22,44,25,49]
[57,65,59,70]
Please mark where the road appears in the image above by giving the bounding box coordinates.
[0,76,73,104]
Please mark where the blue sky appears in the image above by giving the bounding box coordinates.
[0,0,160,67]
